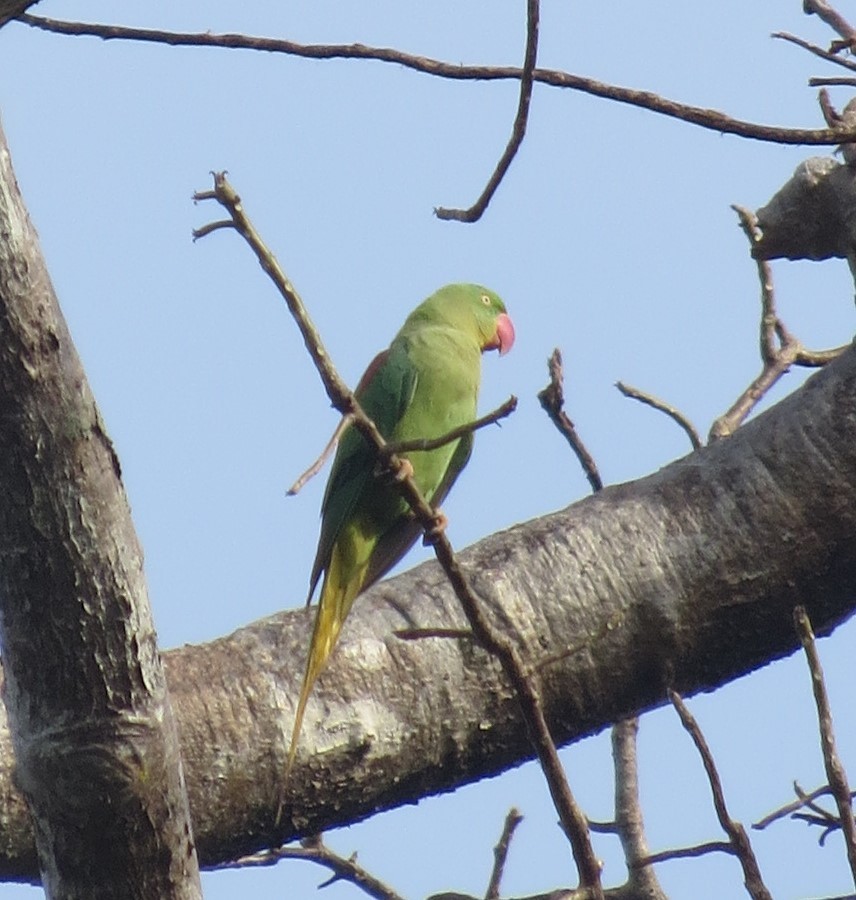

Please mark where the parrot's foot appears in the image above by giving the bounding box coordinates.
[422,510,448,545]
[375,456,414,484]
[393,457,415,482]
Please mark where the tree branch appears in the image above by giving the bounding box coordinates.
[669,692,772,900]
[435,0,539,222]
[221,834,405,900]
[538,348,602,492]
[386,396,517,455]
[485,808,523,900]
[1,291,856,880]
[794,606,856,884]
[19,14,856,147]
[709,205,845,440]
[615,382,701,451]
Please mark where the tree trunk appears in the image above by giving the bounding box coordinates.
[0,119,202,897]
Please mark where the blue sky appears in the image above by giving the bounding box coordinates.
[1,3,855,898]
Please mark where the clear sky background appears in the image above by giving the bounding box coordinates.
[1,3,855,898]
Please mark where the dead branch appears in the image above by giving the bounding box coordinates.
[773,32,856,72]
[20,14,856,147]
[287,414,353,496]
[669,691,772,900]
[709,206,845,440]
[610,719,667,899]
[387,396,517,454]
[794,606,856,883]
[615,382,701,451]
[485,808,524,900]
[538,349,602,492]
[436,0,539,222]
[222,834,405,900]
[754,782,856,832]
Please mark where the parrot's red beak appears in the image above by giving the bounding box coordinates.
[488,312,515,356]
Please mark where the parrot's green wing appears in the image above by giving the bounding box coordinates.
[306,341,419,602]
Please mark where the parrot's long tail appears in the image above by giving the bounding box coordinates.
[276,545,367,823]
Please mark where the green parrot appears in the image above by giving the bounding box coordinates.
[286,283,515,777]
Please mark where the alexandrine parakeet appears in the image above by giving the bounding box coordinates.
[287,283,515,775]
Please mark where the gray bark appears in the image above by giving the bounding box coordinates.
[0,120,201,896]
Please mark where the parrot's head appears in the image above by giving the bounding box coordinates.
[415,283,515,356]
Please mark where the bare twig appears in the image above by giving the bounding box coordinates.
[436,0,539,221]
[710,206,845,440]
[788,782,849,845]
[195,173,604,896]
[288,397,515,496]
[669,690,772,900]
[387,396,517,454]
[811,76,856,87]
[754,782,856,831]
[610,719,668,898]
[635,841,734,867]
[774,32,856,72]
[538,349,602,493]
[794,606,856,884]
[615,382,701,451]
[20,14,856,147]
[485,808,524,900]
[220,834,405,900]
[287,414,353,496]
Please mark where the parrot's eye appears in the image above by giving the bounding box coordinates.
[480,294,491,306]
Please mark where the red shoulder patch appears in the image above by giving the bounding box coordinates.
[355,350,389,397]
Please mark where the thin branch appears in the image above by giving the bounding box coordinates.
[615,382,701,451]
[635,841,735,867]
[195,173,604,897]
[538,348,602,492]
[669,690,772,900]
[386,396,517,454]
[810,76,856,87]
[485,808,523,900]
[754,782,856,835]
[287,414,352,496]
[754,783,837,830]
[773,32,856,72]
[794,606,856,884]
[436,0,539,222]
[20,14,856,147]
[731,205,779,366]
[611,719,668,898]
[709,206,845,440]
[220,834,405,900]
[191,219,234,239]
[788,783,847,845]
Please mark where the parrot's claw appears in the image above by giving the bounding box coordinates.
[422,510,448,545]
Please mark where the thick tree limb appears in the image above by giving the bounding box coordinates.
[2,335,855,875]
[0,121,201,895]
